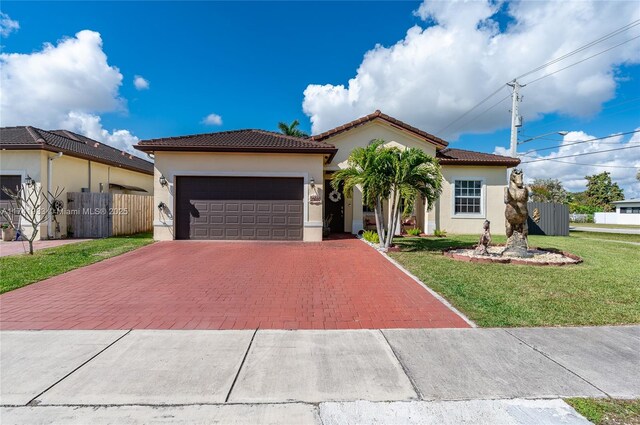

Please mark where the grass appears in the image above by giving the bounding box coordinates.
[571,222,640,229]
[389,234,639,327]
[0,233,153,294]
[566,398,640,425]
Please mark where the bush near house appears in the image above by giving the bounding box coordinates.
[362,230,380,244]
[406,228,422,236]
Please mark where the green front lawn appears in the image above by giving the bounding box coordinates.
[566,398,640,425]
[0,233,153,294]
[389,234,639,327]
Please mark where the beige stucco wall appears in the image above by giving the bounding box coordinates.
[109,166,154,194]
[323,121,439,233]
[0,150,48,239]
[1,149,153,239]
[152,151,325,241]
[325,121,438,171]
[438,165,508,235]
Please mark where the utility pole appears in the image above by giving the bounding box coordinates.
[507,79,524,158]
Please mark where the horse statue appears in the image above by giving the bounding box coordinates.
[503,168,532,257]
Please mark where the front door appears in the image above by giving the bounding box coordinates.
[324,180,344,233]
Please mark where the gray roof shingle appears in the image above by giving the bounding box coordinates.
[135,129,337,158]
[436,148,520,166]
[0,126,153,175]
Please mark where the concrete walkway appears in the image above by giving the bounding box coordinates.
[571,226,640,235]
[1,326,638,424]
[0,239,92,257]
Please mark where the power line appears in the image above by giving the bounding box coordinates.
[521,145,640,164]
[434,19,640,137]
[537,158,640,169]
[525,34,640,85]
[522,100,640,134]
[440,93,512,138]
[434,86,508,135]
[516,19,640,80]
[521,129,640,154]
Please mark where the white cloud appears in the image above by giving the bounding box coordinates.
[202,113,223,126]
[0,12,19,37]
[495,130,640,198]
[0,29,141,154]
[303,0,640,138]
[62,112,140,156]
[133,75,150,90]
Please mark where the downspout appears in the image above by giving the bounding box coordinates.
[47,152,63,239]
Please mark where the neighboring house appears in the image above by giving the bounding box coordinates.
[0,126,154,239]
[594,199,640,225]
[135,110,519,241]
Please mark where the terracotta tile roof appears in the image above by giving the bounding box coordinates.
[0,126,153,175]
[135,129,338,159]
[436,148,520,167]
[311,110,449,149]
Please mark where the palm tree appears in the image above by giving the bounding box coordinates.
[278,120,309,138]
[383,147,442,248]
[332,141,443,249]
[332,140,390,247]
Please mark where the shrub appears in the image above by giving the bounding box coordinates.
[362,230,380,244]
[406,228,422,236]
[434,229,447,237]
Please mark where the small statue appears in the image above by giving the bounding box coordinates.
[474,220,491,255]
[503,168,533,258]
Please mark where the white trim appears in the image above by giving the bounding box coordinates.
[0,170,28,181]
[450,177,486,219]
[304,221,323,228]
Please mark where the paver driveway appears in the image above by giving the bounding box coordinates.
[0,239,470,330]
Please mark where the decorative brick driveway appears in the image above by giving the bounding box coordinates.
[0,239,470,330]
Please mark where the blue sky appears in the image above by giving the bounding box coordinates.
[1,1,639,195]
[2,1,424,137]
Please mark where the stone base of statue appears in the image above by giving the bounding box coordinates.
[502,231,533,258]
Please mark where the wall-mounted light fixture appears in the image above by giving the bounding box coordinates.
[159,175,168,187]
[309,178,315,188]
[158,201,167,211]
[25,175,35,187]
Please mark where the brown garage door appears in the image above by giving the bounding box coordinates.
[175,176,304,240]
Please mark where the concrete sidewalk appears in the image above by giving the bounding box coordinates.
[571,226,640,235]
[1,326,638,424]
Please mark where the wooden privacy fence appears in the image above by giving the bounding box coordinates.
[67,192,153,238]
[527,201,570,236]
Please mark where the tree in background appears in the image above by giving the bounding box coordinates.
[584,172,624,212]
[278,120,309,138]
[529,178,568,203]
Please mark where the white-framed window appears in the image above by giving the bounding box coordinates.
[620,207,640,214]
[453,179,484,216]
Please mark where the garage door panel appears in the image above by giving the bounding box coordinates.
[176,177,303,240]
[241,215,256,224]
[225,215,240,224]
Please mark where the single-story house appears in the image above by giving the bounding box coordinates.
[135,110,520,242]
[0,126,154,239]
[594,198,640,225]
